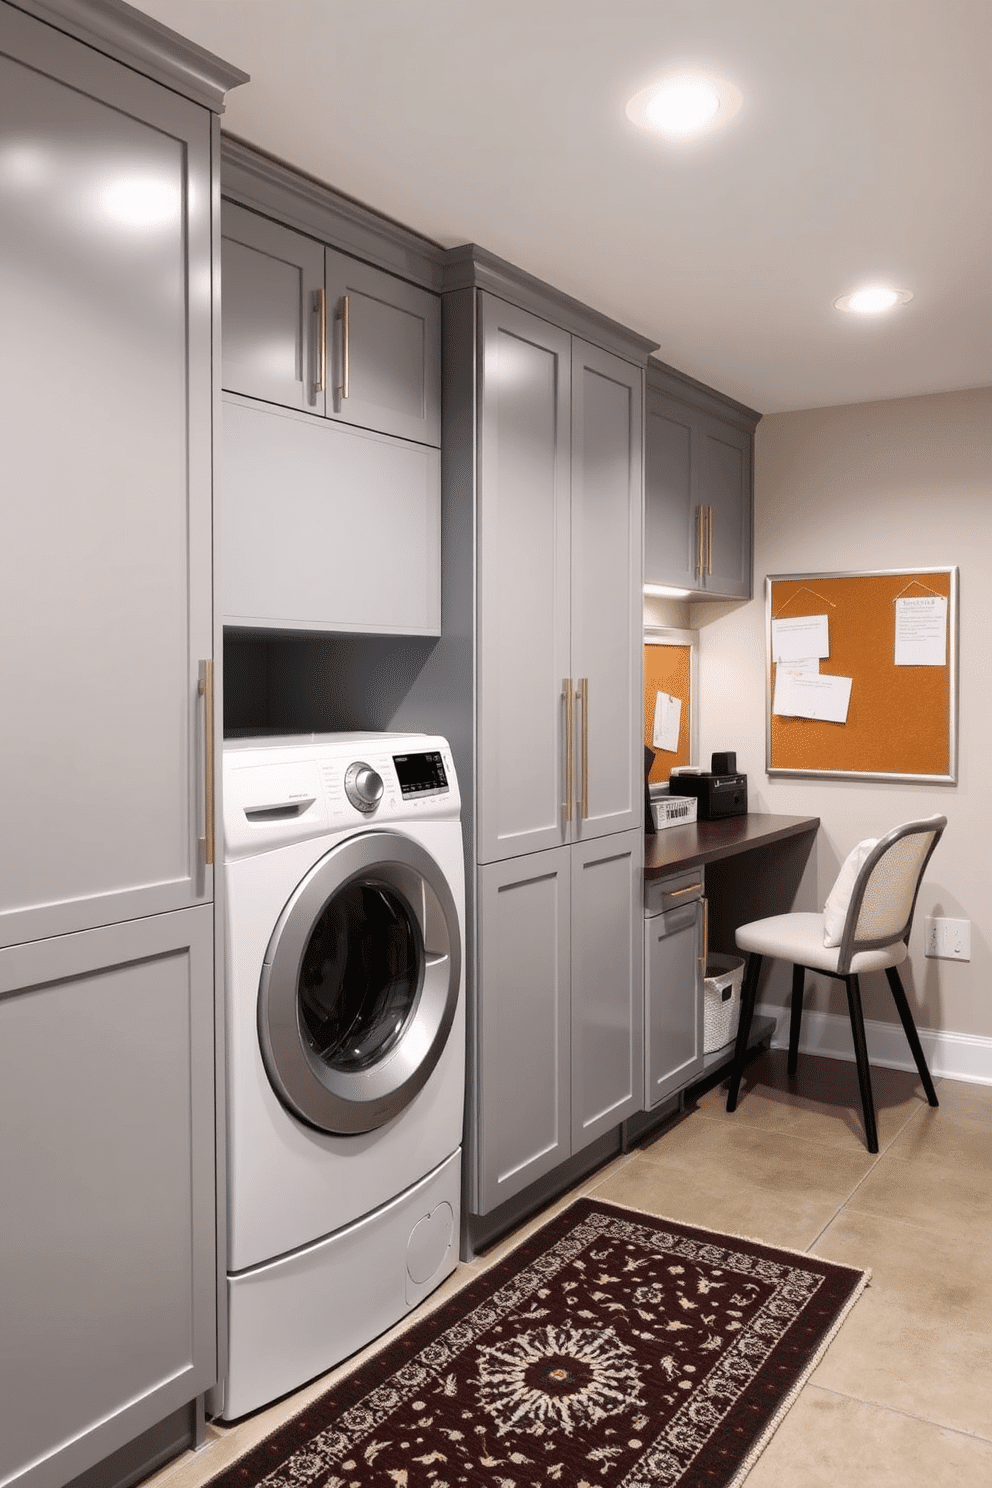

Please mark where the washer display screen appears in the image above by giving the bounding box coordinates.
[392,750,448,797]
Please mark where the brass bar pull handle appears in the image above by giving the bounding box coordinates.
[700,895,709,972]
[313,288,326,397]
[336,293,350,400]
[669,882,704,898]
[696,506,704,577]
[706,505,714,575]
[562,679,574,822]
[197,659,215,867]
[578,677,589,820]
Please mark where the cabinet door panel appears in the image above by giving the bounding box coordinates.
[571,831,644,1148]
[0,23,213,948]
[644,392,697,591]
[221,202,324,412]
[570,342,643,839]
[325,248,440,446]
[645,900,704,1106]
[477,296,572,862]
[0,907,215,1488]
[475,851,571,1213]
[222,396,440,634]
[697,411,752,598]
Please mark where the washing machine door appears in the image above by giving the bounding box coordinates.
[258,832,461,1135]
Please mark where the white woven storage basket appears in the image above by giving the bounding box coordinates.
[703,953,745,1053]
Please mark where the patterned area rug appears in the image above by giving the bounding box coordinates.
[209,1198,868,1487]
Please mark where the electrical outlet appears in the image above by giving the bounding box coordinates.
[924,916,971,960]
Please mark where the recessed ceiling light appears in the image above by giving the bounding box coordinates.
[834,286,913,315]
[626,72,742,139]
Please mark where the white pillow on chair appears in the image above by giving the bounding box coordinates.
[823,838,878,946]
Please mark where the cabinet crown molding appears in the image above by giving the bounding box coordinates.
[7,0,249,110]
[443,244,659,365]
[647,355,761,430]
[221,135,446,292]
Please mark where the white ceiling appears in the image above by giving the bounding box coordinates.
[132,0,991,414]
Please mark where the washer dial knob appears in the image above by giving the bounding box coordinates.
[344,761,384,814]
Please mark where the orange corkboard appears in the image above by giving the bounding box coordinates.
[767,569,957,781]
[644,633,694,783]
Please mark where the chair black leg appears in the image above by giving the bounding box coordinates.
[726,953,762,1112]
[885,966,939,1107]
[788,963,805,1077]
[844,975,879,1153]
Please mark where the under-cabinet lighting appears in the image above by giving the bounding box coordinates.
[644,584,692,598]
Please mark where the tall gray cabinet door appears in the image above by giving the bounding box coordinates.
[570,830,644,1149]
[477,295,572,863]
[0,907,216,1488]
[0,18,215,948]
[644,390,697,591]
[221,201,326,412]
[324,247,441,446]
[570,341,643,840]
[697,410,752,598]
[475,849,571,1214]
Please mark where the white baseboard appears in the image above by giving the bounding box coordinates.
[756,1002,992,1087]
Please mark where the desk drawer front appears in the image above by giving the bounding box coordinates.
[645,869,705,917]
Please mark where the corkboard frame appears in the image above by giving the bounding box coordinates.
[766,567,959,784]
[644,626,697,784]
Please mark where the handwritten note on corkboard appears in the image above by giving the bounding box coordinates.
[767,568,957,781]
[645,631,695,783]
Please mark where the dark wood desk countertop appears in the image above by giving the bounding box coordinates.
[645,813,820,879]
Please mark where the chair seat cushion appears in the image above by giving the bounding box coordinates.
[736,912,908,974]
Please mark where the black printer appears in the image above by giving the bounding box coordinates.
[668,752,747,820]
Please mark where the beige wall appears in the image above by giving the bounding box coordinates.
[691,385,992,1046]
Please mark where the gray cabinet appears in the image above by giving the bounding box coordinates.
[0,4,236,1483]
[476,830,642,1214]
[221,395,440,634]
[644,872,705,1108]
[644,359,760,599]
[0,911,216,1488]
[219,200,442,633]
[471,295,645,1215]
[221,204,324,412]
[221,201,441,446]
[477,295,644,863]
[1,7,217,952]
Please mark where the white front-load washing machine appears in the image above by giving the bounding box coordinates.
[220,732,465,1419]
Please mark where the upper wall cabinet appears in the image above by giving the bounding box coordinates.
[221,201,441,447]
[644,359,760,599]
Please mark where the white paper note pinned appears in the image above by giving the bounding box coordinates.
[773,671,852,723]
[652,690,682,752]
[772,614,830,663]
[895,595,947,666]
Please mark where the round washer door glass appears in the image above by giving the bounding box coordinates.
[299,877,420,1071]
[259,832,461,1135]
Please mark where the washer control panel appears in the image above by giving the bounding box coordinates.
[223,732,460,858]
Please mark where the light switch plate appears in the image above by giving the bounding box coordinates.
[924,916,971,960]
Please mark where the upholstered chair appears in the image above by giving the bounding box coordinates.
[725,816,946,1152]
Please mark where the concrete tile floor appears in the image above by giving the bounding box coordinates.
[147,1052,992,1487]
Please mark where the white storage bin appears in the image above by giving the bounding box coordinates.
[703,953,744,1053]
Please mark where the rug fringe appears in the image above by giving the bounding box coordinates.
[723,1264,872,1488]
